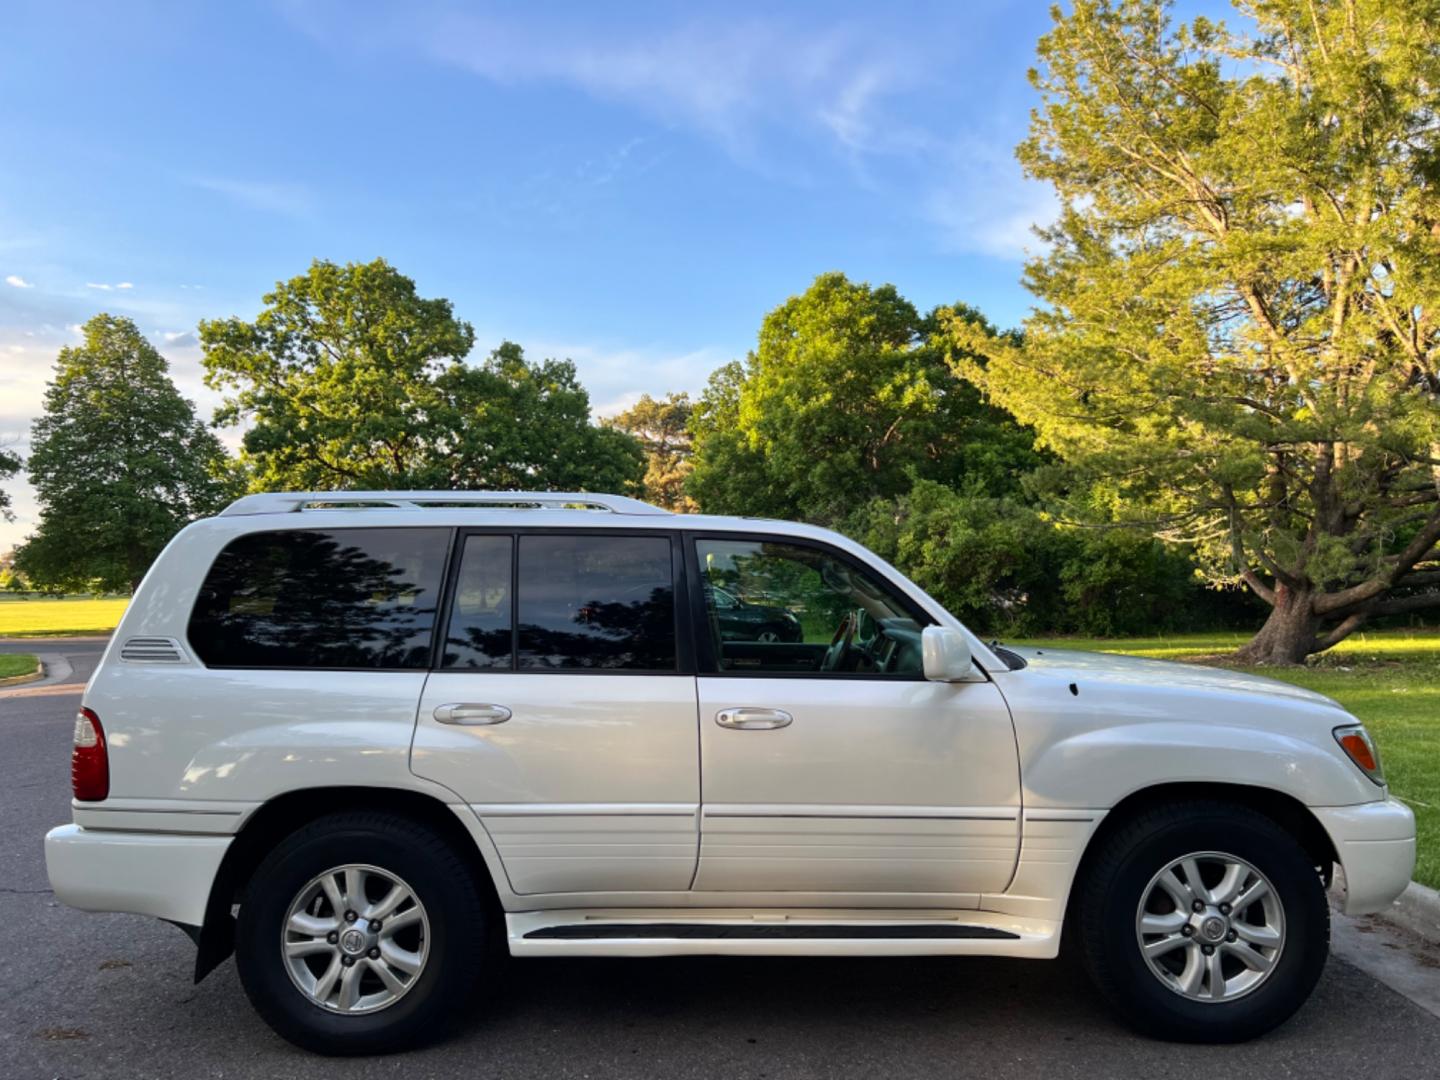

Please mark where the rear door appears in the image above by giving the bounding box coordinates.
[688,534,1021,900]
[410,529,700,896]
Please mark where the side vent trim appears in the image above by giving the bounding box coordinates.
[119,636,187,664]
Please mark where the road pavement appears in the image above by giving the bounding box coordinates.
[3,637,1438,1078]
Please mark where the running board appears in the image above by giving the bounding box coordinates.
[506,909,1061,959]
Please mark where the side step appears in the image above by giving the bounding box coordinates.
[525,923,1018,941]
[507,909,1061,959]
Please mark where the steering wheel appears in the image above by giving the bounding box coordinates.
[820,611,858,672]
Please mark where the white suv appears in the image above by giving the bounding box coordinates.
[45,491,1415,1053]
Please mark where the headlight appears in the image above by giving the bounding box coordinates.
[1333,723,1385,786]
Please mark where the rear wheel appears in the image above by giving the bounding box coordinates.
[236,812,488,1055]
[1075,801,1328,1042]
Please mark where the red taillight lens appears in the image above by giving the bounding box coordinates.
[71,707,109,801]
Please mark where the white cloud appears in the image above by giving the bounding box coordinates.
[85,282,113,291]
[923,140,1058,260]
[116,282,134,290]
[185,175,313,217]
[285,5,916,165]
[480,334,732,421]
[4,275,33,288]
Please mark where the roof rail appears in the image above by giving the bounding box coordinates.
[218,491,672,517]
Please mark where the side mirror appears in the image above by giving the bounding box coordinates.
[922,626,974,682]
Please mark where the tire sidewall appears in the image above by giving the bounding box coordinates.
[1089,809,1328,1041]
[236,818,482,1054]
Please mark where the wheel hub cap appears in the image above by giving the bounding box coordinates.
[1135,851,1286,1003]
[1198,914,1228,943]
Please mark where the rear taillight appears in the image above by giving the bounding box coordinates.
[71,707,109,801]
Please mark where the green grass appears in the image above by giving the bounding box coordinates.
[1018,629,1440,891]
[0,653,39,679]
[0,596,129,637]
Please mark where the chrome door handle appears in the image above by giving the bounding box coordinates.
[715,707,793,730]
[433,703,512,725]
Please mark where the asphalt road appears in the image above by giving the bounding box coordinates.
[3,638,1439,1079]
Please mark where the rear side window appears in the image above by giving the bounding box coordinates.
[188,528,450,669]
[441,534,514,670]
[516,534,675,671]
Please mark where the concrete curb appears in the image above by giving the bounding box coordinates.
[1381,880,1440,943]
[1332,869,1440,945]
[0,659,44,687]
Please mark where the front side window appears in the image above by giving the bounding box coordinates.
[516,534,676,671]
[188,528,449,669]
[694,538,925,676]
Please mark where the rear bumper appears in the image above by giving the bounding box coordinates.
[45,824,231,927]
[1313,798,1417,915]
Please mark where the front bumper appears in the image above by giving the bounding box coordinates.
[45,824,231,928]
[1313,798,1417,915]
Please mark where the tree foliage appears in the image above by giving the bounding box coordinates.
[443,342,647,494]
[16,315,233,591]
[957,0,1440,662]
[201,259,644,494]
[689,272,1041,523]
[603,392,698,510]
[0,445,18,522]
[853,479,1210,637]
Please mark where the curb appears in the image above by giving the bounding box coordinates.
[1382,880,1440,943]
[0,660,45,687]
[1332,869,1440,945]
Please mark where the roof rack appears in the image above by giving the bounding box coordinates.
[218,491,672,517]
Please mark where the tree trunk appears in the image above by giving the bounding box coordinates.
[1232,584,1318,665]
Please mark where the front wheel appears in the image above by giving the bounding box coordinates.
[235,812,489,1055]
[1075,801,1328,1042]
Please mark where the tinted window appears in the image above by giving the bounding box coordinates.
[695,538,924,676]
[441,535,514,669]
[188,528,449,669]
[517,535,675,670]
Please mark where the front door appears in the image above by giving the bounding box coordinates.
[411,530,699,896]
[689,535,1020,900]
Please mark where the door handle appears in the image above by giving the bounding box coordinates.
[715,707,793,730]
[433,703,512,725]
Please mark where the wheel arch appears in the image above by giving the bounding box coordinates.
[193,785,502,983]
[1063,781,1337,939]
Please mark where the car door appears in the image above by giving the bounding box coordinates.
[410,529,700,896]
[688,533,1021,900]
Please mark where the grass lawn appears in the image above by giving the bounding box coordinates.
[0,653,39,679]
[0,596,129,637]
[1019,629,1440,891]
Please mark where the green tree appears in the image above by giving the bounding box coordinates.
[439,342,646,494]
[0,446,18,522]
[853,479,1203,637]
[200,258,475,489]
[202,259,644,494]
[957,0,1440,663]
[689,272,1041,522]
[604,392,698,511]
[16,315,233,591]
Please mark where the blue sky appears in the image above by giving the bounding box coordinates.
[0,0,1221,548]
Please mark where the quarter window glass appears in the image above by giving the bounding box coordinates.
[188,528,449,669]
[442,535,514,669]
[517,535,675,670]
[694,538,924,676]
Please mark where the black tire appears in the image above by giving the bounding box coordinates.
[235,811,489,1055]
[1075,800,1328,1042]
